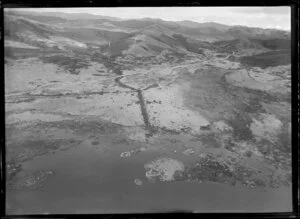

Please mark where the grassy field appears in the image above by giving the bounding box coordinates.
[239,50,291,69]
[39,54,91,75]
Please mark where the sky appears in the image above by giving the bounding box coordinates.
[8,7,291,30]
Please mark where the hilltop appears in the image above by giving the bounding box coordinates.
[5,10,290,69]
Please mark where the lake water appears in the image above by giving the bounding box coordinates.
[6,139,292,214]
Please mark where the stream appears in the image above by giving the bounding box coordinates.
[114,76,155,137]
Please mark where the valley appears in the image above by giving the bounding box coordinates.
[4,9,292,214]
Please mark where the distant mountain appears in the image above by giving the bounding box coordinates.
[5,10,122,21]
[43,12,123,21]
[227,25,290,40]
[178,20,230,30]
[4,10,291,59]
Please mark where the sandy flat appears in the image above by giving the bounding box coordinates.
[144,84,210,133]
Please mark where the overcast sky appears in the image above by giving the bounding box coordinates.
[8,7,291,30]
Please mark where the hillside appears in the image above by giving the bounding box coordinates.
[4,11,290,57]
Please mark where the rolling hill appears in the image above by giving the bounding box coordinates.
[4,10,291,68]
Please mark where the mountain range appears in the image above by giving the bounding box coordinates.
[4,10,291,69]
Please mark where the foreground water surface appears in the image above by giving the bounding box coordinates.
[7,139,292,214]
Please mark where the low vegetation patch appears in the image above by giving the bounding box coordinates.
[239,50,290,69]
[39,54,90,75]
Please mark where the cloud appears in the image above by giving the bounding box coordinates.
[262,7,291,15]
[231,7,290,15]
